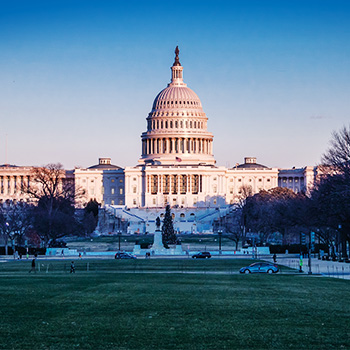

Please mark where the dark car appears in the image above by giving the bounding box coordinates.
[239,262,279,274]
[115,252,137,259]
[192,251,211,259]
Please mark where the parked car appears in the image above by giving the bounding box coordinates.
[115,252,137,259]
[239,262,279,274]
[192,251,211,259]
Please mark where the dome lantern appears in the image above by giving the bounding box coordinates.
[170,46,185,87]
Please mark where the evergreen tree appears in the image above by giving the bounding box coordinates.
[161,205,177,246]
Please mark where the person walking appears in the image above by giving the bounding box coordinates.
[273,253,277,263]
[70,261,75,274]
[29,258,36,273]
[299,254,303,273]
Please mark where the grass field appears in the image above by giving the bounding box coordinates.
[0,259,349,350]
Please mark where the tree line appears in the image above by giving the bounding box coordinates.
[219,125,350,258]
[0,164,99,254]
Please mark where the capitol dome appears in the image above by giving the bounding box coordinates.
[151,86,203,111]
[139,47,215,166]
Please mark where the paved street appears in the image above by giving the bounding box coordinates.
[267,255,350,280]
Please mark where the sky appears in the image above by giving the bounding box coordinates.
[1,0,349,169]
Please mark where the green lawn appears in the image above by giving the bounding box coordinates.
[0,259,349,350]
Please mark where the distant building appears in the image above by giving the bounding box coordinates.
[1,48,318,213]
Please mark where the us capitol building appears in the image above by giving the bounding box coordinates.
[0,48,317,232]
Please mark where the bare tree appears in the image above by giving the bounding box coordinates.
[25,163,81,246]
[321,124,350,176]
[316,125,350,257]
[0,201,32,255]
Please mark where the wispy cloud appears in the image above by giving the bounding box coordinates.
[310,115,331,120]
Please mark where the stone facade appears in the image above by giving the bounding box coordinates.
[0,48,318,209]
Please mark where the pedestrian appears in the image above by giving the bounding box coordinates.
[78,253,82,259]
[29,258,36,273]
[70,261,75,274]
[273,253,277,263]
[299,254,303,273]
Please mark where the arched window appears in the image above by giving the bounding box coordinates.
[170,121,173,128]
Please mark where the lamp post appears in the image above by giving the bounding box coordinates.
[218,230,222,254]
[308,231,312,275]
[118,231,122,251]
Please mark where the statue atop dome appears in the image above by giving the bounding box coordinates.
[173,46,181,66]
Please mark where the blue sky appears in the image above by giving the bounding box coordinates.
[1,0,349,169]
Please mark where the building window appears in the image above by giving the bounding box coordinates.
[111,200,115,205]
[163,175,170,194]
[213,185,217,193]
[133,199,137,205]
[229,188,233,194]
[153,198,156,205]
[111,179,115,183]
[267,179,271,182]
[192,175,199,194]
[119,188,123,195]
[119,179,123,183]
[238,179,242,182]
[133,177,137,181]
[172,175,178,194]
[119,200,123,205]
[259,179,262,182]
[111,188,115,195]
[213,199,217,205]
[193,198,197,205]
[151,175,158,195]
[180,175,187,194]
[133,186,137,194]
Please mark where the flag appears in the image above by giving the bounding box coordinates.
[175,157,182,162]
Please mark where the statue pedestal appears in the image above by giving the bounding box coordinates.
[150,229,167,254]
[132,229,185,256]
